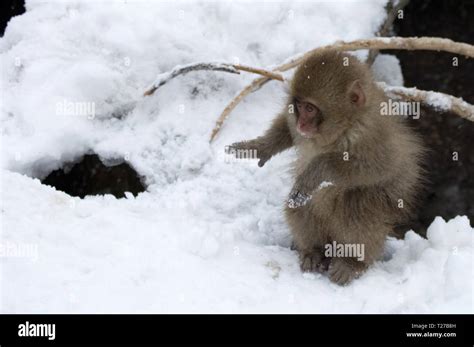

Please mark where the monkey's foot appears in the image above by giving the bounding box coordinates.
[225,140,271,167]
[328,258,367,286]
[299,252,329,273]
[288,190,312,208]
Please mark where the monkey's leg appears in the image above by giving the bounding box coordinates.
[285,205,329,273]
[326,222,387,286]
[327,223,388,285]
[325,185,392,285]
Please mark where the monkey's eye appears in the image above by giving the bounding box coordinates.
[295,99,319,116]
[305,104,316,113]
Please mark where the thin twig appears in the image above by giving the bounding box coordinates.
[233,64,284,81]
[144,62,239,96]
[366,0,410,65]
[144,62,284,96]
[209,76,274,142]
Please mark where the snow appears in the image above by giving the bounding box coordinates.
[319,181,334,189]
[1,0,472,313]
[425,91,453,110]
[372,54,404,86]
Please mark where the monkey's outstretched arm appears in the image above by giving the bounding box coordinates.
[226,113,293,167]
[288,151,393,208]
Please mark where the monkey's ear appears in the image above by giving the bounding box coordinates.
[348,80,366,107]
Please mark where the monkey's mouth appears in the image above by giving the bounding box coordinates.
[296,124,318,138]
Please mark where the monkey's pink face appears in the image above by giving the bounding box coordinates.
[294,98,323,138]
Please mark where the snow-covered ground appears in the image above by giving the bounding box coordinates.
[0,0,472,313]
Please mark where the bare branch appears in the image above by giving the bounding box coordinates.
[380,83,474,122]
[233,64,285,82]
[144,62,240,96]
[209,76,272,142]
[276,37,474,74]
[210,36,474,142]
[144,62,284,96]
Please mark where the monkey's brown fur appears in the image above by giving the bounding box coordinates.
[228,51,425,285]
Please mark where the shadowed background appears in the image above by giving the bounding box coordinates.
[390,0,474,235]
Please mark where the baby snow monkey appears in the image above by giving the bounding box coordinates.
[227,51,424,285]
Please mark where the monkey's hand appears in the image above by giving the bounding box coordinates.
[225,139,272,167]
[287,189,312,209]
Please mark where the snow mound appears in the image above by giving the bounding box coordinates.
[1,171,472,313]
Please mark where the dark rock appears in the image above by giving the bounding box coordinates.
[42,154,146,199]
